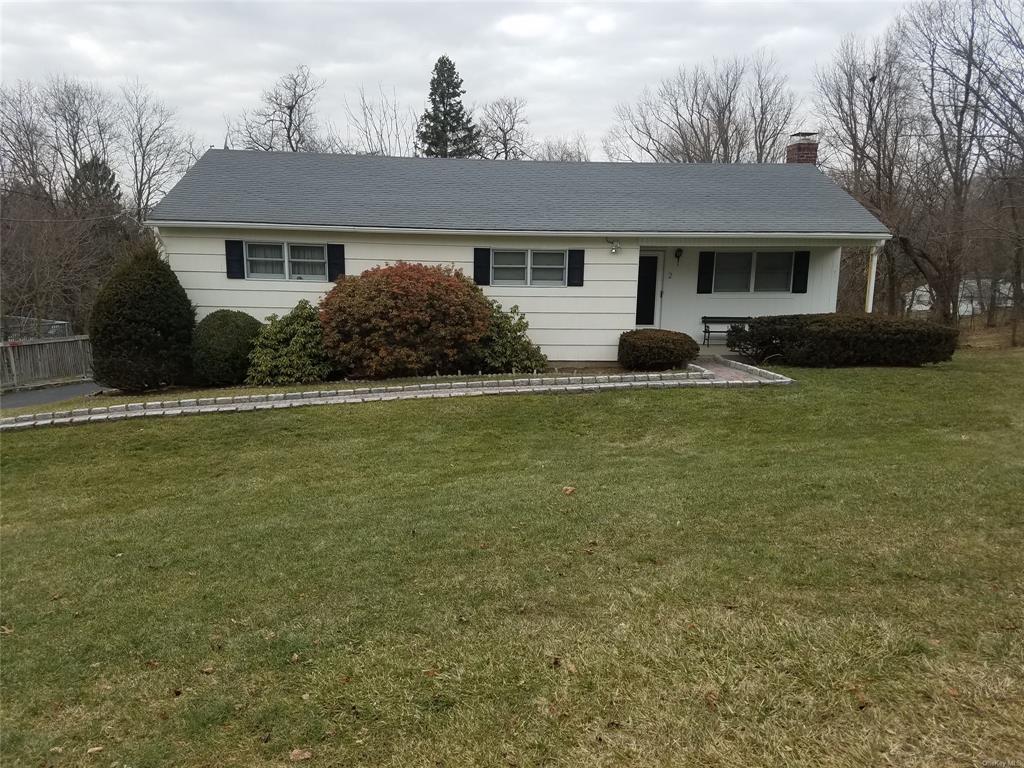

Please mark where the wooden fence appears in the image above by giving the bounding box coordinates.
[1,336,93,390]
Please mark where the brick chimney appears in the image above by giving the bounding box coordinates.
[786,132,819,164]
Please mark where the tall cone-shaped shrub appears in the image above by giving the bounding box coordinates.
[90,241,194,392]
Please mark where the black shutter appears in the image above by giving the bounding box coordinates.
[327,243,345,281]
[696,251,715,293]
[473,247,491,285]
[225,240,245,279]
[792,251,810,293]
[567,249,585,286]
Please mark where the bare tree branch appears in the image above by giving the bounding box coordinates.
[228,65,347,153]
[343,85,415,156]
[480,97,531,160]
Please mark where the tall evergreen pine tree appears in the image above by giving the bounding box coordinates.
[65,156,122,214]
[416,55,481,158]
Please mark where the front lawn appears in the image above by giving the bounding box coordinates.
[2,349,1022,766]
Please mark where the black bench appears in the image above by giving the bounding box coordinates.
[701,316,751,347]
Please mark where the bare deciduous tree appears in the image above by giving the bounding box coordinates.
[815,30,920,314]
[119,80,196,221]
[228,65,346,153]
[480,97,531,160]
[604,53,795,163]
[0,81,58,200]
[748,51,798,163]
[343,85,415,156]
[899,0,990,325]
[43,75,119,190]
[975,0,1024,342]
[531,132,591,162]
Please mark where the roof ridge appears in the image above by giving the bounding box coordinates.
[203,148,821,171]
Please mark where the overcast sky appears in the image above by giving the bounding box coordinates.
[1,1,905,158]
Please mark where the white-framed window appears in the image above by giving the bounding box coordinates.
[530,250,567,285]
[245,242,286,279]
[712,252,753,292]
[287,244,328,280]
[713,251,794,293]
[491,249,567,286]
[244,242,328,281]
[753,252,794,292]
[492,250,528,285]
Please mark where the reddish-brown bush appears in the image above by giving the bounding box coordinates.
[319,262,492,378]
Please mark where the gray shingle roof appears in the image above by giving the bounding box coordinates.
[149,149,889,236]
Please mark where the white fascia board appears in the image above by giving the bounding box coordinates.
[145,219,891,242]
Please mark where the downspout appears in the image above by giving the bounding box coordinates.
[864,241,882,313]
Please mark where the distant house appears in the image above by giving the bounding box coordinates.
[147,137,889,362]
[906,279,1014,318]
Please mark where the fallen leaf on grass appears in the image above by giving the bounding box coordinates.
[0,625,13,635]
[289,748,312,761]
[848,684,872,710]
[200,666,214,674]
[562,486,576,495]
[423,668,439,678]
[704,688,719,711]
[86,746,103,754]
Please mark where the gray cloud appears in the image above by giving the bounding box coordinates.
[1,1,905,157]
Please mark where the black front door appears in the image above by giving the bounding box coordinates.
[635,254,659,325]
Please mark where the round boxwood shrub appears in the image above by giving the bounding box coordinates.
[90,241,194,392]
[726,313,958,366]
[191,310,263,386]
[320,263,492,379]
[246,300,331,386]
[464,301,548,374]
[618,329,700,371]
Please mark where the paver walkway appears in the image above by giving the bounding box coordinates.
[0,380,101,409]
[1,358,791,432]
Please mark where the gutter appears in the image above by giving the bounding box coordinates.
[144,219,891,242]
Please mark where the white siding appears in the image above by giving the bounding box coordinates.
[158,227,640,362]
[650,246,842,340]
[159,226,850,361]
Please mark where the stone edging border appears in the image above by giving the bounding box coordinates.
[710,355,794,383]
[1,362,791,431]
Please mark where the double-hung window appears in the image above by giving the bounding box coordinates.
[753,252,793,292]
[245,242,328,281]
[492,250,528,284]
[287,244,328,280]
[712,251,794,293]
[491,249,567,286]
[530,251,567,285]
[245,243,286,279]
[712,252,754,292]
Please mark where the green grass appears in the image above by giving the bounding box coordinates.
[2,349,1022,767]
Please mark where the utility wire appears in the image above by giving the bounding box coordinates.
[0,210,131,224]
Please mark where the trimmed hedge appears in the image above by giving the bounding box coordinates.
[320,263,492,379]
[246,300,331,386]
[90,242,194,392]
[618,329,700,371]
[192,310,263,386]
[726,313,958,366]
